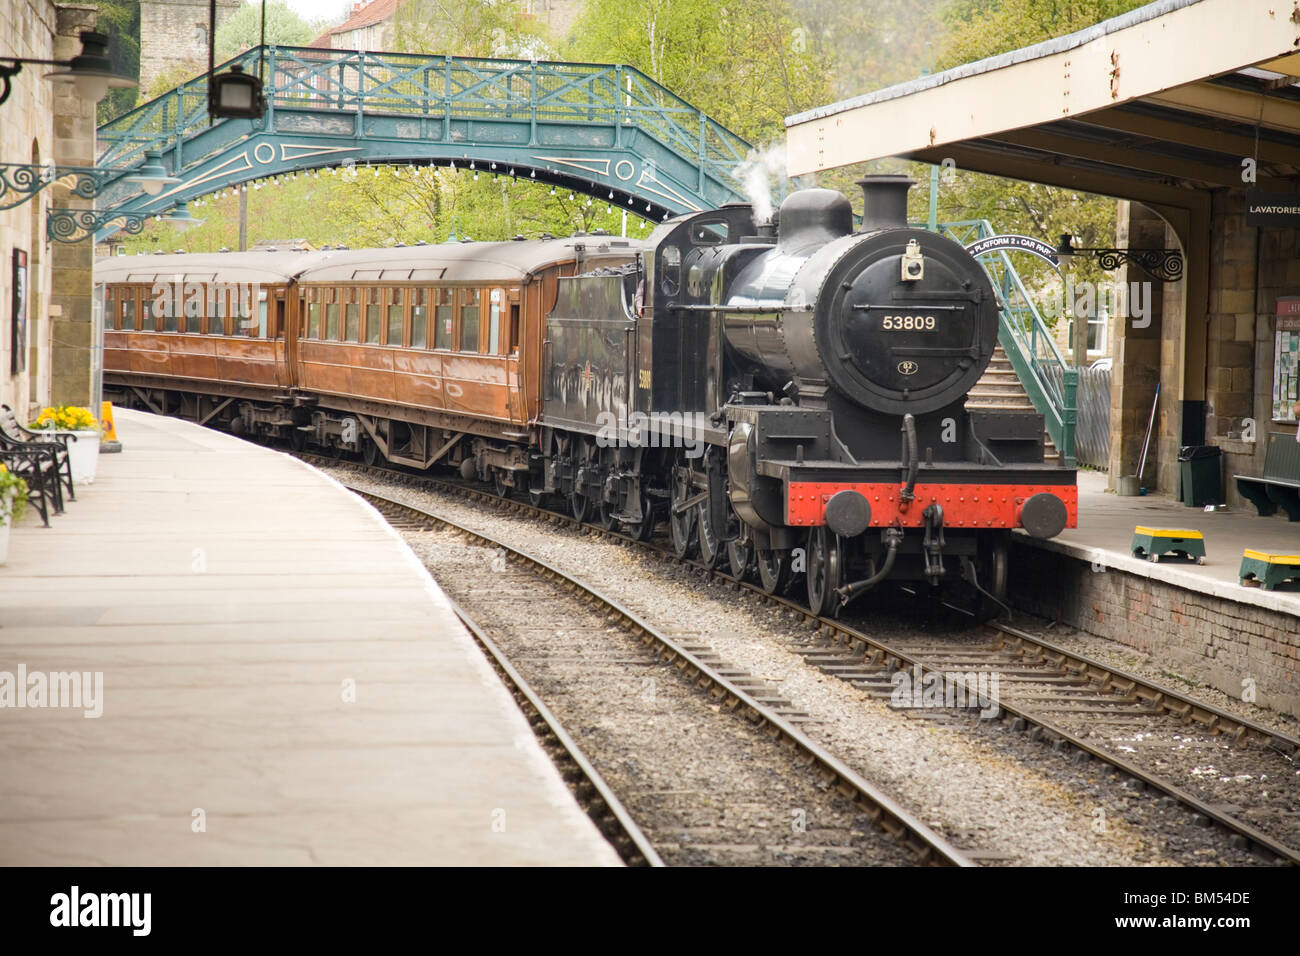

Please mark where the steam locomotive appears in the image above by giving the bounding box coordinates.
[100,175,1075,617]
[545,175,1076,615]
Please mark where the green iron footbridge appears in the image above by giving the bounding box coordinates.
[95,46,754,233]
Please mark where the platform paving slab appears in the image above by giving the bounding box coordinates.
[1025,469,1300,616]
[0,409,620,866]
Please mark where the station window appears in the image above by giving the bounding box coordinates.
[325,289,340,340]
[488,288,502,354]
[365,288,381,344]
[307,290,321,339]
[345,288,360,342]
[434,288,453,349]
[387,288,404,346]
[461,288,481,353]
[410,289,427,348]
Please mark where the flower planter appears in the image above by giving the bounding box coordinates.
[39,429,101,484]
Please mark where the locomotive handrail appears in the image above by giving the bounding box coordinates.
[927,218,1077,467]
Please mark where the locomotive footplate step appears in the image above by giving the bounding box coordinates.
[1238,549,1300,590]
[1131,526,1206,564]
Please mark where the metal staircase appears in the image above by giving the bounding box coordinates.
[927,219,1077,467]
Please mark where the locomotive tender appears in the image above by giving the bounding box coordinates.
[99,175,1075,616]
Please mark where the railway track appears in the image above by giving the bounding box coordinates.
[303,452,1299,864]
[359,486,971,866]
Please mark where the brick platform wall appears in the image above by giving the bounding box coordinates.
[1010,539,1300,719]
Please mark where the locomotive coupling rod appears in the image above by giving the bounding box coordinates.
[836,526,904,605]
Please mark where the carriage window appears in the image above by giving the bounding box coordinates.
[256,289,268,338]
[509,301,520,354]
[411,289,427,348]
[344,287,359,342]
[461,289,480,352]
[363,288,380,344]
[156,283,178,332]
[434,288,453,349]
[119,290,135,330]
[139,286,156,331]
[325,289,340,341]
[307,298,321,339]
[387,288,404,346]
[208,288,224,335]
[488,288,502,354]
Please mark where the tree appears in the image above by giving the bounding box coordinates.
[392,0,548,59]
[565,0,827,147]
[93,0,141,124]
[215,0,317,59]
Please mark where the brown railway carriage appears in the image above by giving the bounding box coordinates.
[98,237,645,477]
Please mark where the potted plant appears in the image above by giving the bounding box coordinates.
[0,464,28,566]
[30,405,102,484]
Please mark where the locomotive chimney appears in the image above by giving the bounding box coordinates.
[857,174,915,231]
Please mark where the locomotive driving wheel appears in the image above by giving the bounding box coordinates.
[668,462,697,559]
[570,439,597,524]
[806,526,843,617]
[727,515,754,580]
[623,485,655,542]
[756,547,792,595]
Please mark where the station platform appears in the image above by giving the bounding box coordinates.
[1032,470,1300,615]
[0,409,619,866]
[1012,470,1300,718]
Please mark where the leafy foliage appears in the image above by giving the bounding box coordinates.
[215,0,317,59]
[93,0,141,124]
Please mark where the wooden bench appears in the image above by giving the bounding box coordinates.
[1235,432,1300,520]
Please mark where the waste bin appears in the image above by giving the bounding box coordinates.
[1178,445,1221,507]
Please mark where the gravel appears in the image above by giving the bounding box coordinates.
[328,462,1273,866]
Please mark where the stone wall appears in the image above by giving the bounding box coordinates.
[1010,539,1300,718]
[139,0,239,93]
[0,1,58,418]
[1108,202,1168,490]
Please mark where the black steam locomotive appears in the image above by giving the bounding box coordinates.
[540,175,1077,615]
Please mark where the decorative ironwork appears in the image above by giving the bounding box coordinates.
[0,163,114,210]
[91,46,756,239]
[47,207,148,243]
[1088,247,1183,282]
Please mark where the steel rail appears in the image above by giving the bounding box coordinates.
[990,621,1300,759]
[446,595,665,868]
[351,484,973,867]
[302,453,1299,864]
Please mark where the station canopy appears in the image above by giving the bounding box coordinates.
[785,0,1300,208]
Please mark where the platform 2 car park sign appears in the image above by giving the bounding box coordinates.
[964,235,1060,267]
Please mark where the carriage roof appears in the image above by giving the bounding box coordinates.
[95,237,646,288]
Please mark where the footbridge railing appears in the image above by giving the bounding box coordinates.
[94,46,754,235]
